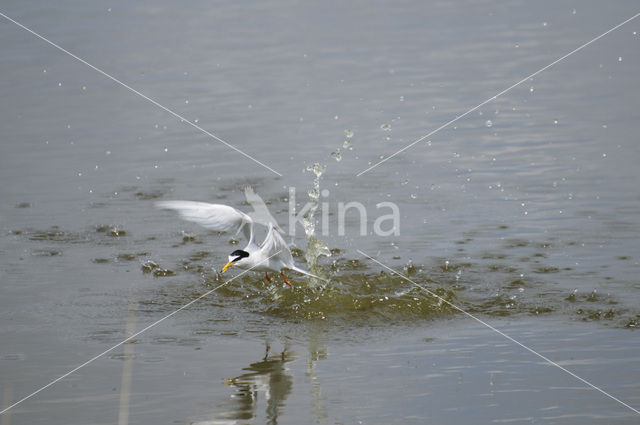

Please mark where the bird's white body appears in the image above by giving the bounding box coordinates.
[156,200,323,282]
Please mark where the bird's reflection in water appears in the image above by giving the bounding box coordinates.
[213,343,294,424]
[192,327,328,425]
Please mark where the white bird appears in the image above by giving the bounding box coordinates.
[155,200,324,285]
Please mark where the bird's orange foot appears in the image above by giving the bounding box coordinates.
[281,272,291,286]
[265,271,271,282]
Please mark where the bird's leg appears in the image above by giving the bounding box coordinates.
[265,271,271,282]
[281,272,292,286]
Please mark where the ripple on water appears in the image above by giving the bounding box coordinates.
[16,224,640,331]
[133,242,640,331]
[27,227,88,243]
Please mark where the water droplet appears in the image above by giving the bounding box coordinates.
[82,85,86,90]
[334,115,339,120]
[164,147,168,152]
[529,86,534,93]
[399,95,405,102]
[194,119,199,123]
[401,179,409,186]
[602,153,607,158]
[58,82,62,86]
[572,8,577,15]
[344,129,354,139]
[553,119,559,124]
[410,194,417,199]
[331,149,342,162]
[485,120,493,128]
[380,123,391,131]
[185,99,189,104]
[343,140,351,149]
[618,56,622,62]
[306,163,326,176]
[542,22,548,27]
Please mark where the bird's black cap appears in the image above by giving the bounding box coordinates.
[230,249,249,260]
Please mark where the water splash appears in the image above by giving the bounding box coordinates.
[303,163,331,284]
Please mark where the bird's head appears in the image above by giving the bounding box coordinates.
[222,249,250,273]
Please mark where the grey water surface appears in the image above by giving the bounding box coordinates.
[1,0,639,424]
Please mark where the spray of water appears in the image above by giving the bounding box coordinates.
[302,163,331,285]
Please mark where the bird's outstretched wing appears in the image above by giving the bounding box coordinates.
[244,186,283,233]
[156,201,253,244]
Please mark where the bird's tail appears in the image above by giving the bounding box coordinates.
[290,265,329,282]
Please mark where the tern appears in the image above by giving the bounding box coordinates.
[156,200,324,285]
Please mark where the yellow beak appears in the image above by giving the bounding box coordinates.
[221,261,236,273]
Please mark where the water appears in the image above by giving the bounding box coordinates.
[1,0,640,423]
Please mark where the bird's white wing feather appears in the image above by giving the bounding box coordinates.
[261,227,328,281]
[260,223,294,264]
[156,201,253,243]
